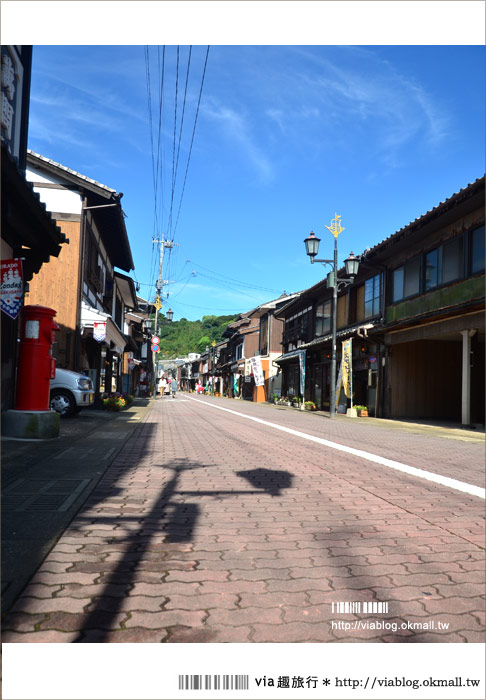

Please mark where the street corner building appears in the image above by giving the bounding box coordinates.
[1,46,67,412]
[21,151,150,403]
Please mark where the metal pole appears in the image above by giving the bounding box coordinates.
[153,237,165,399]
[330,236,338,419]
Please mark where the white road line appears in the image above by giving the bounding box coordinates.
[185,396,485,499]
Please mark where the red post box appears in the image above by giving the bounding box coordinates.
[15,305,60,411]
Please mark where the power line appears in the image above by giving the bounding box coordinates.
[172,45,210,238]
[188,261,285,294]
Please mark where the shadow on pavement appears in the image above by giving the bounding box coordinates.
[70,447,295,642]
[236,468,293,497]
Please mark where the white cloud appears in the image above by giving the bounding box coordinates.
[202,100,274,183]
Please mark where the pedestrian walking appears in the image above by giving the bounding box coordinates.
[159,377,167,397]
[171,377,178,398]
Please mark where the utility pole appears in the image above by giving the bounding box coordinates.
[152,235,177,397]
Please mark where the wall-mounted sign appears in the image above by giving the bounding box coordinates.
[1,258,23,319]
[249,356,265,386]
[1,47,24,161]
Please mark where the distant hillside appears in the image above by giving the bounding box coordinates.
[154,314,236,358]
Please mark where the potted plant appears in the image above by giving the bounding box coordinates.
[103,393,127,411]
[292,396,302,408]
[354,405,369,417]
[304,401,316,411]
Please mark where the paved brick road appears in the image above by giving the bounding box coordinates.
[2,395,484,643]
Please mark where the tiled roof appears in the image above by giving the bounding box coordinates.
[362,176,485,259]
[27,150,117,195]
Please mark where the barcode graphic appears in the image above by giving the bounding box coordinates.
[178,675,249,691]
[332,601,389,613]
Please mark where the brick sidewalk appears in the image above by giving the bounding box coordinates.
[2,395,484,643]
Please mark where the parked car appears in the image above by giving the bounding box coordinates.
[50,368,94,417]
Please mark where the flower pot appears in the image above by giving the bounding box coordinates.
[357,409,368,417]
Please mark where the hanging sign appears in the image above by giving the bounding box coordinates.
[1,258,23,320]
[249,356,265,386]
[335,361,343,410]
[341,339,352,398]
[93,321,106,342]
[298,349,306,396]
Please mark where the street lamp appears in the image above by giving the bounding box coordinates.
[304,214,359,419]
[166,308,173,322]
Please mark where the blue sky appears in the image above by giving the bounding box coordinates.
[9,7,486,321]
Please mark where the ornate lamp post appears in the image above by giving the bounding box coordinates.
[304,214,359,418]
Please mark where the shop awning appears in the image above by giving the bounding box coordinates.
[301,322,380,350]
[124,334,139,353]
[274,349,305,364]
[80,302,126,355]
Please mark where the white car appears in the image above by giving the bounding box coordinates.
[50,368,94,417]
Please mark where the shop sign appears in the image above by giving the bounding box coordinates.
[244,375,252,383]
[1,258,23,319]
[1,47,26,161]
[93,321,106,342]
[298,349,306,396]
[249,356,265,386]
[341,339,352,398]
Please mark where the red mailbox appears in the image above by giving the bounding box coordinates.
[15,305,60,411]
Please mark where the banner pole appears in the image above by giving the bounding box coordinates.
[350,338,353,411]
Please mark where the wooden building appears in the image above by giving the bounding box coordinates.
[24,151,135,401]
[276,177,485,426]
[219,294,298,402]
[1,46,67,411]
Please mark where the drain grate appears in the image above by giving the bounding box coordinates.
[3,478,91,512]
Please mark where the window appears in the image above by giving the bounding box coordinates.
[393,257,420,302]
[393,267,404,302]
[315,300,331,336]
[115,294,122,328]
[423,235,465,292]
[442,237,463,284]
[470,225,485,275]
[235,343,243,360]
[364,274,381,318]
[425,248,439,290]
[404,257,420,297]
[259,315,268,356]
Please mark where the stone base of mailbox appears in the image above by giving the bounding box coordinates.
[2,410,60,440]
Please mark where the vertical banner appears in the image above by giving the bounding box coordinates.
[335,361,343,409]
[342,338,352,398]
[249,356,265,386]
[1,258,23,320]
[299,349,306,396]
[93,321,106,342]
